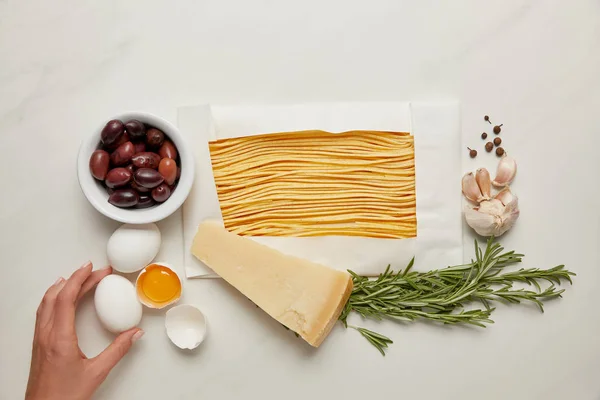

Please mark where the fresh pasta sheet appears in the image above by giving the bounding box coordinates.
[208,130,416,239]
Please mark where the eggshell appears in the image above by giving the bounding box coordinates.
[107,223,161,273]
[135,262,182,309]
[94,275,143,333]
[165,305,207,350]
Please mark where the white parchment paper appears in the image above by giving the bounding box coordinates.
[178,102,463,278]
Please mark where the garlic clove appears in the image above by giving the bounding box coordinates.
[500,206,520,235]
[492,155,517,187]
[504,196,519,214]
[494,187,515,206]
[462,172,483,203]
[475,168,491,200]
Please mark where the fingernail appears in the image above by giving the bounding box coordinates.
[131,330,144,343]
[54,277,64,285]
[80,261,92,270]
[101,265,112,271]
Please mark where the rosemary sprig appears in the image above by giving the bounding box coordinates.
[349,326,393,356]
[341,238,575,355]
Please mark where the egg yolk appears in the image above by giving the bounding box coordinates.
[137,264,181,305]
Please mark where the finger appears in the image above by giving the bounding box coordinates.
[54,262,93,332]
[36,278,67,332]
[76,266,112,304]
[91,328,144,379]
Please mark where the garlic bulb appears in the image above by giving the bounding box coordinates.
[462,157,520,237]
[462,172,483,203]
[492,155,517,187]
[464,197,520,237]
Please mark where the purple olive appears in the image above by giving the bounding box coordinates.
[101,120,125,148]
[158,140,178,160]
[133,141,146,154]
[146,128,165,148]
[151,183,171,203]
[131,152,161,169]
[134,168,164,188]
[108,189,139,208]
[158,158,177,185]
[136,195,156,209]
[89,150,110,180]
[125,120,146,141]
[130,180,150,193]
[110,141,135,166]
[105,168,132,188]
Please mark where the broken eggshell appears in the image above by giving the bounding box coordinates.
[165,304,207,350]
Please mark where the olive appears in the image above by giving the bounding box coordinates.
[158,140,178,160]
[110,141,135,166]
[136,195,156,209]
[133,141,146,154]
[131,152,161,169]
[108,189,139,208]
[105,168,132,188]
[89,150,110,180]
[146,128,165,148]
[151,183,171,203]
[125,120,146,141]
[130,180,150,193]
[134,168,164,188]
[114,132,130,148]
[101,120,125,148]
[158,158,177,185]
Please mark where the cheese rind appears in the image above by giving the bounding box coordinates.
[191,221,353,347]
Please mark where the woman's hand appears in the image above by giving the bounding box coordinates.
[25,262,144,400]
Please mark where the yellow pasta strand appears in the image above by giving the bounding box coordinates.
[209,130,416,238]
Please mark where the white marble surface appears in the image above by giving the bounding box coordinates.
[1,1,599,399]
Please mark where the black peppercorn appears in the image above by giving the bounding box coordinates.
[485,142,494,152]
[467,147,477,158]
[493,124,503,134]
[496,147,505,156]
[481,132,488,139]
[494,137,502,146]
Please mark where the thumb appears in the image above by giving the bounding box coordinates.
[92,328,144,377]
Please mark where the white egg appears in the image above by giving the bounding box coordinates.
[107,223,161,273]
[94,275,143,333]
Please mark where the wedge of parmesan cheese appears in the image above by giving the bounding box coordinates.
[191,221,353,347]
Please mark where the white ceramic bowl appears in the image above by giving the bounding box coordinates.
[77,112,194,224]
